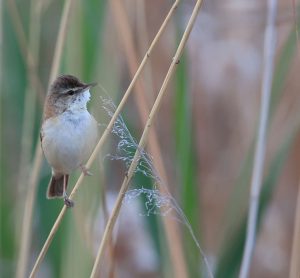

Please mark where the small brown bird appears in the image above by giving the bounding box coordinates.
[40,75,98,207]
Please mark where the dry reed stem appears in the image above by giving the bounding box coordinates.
[110,1,187,277]
[90,1,204,277]
[239,0,278,277]
[16,1,43,277]
[289,175,300,278]
[29,1,179,276]
[7,0,45,104]
[17,145,43,278]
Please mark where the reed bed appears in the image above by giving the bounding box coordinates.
[1,1,300,278]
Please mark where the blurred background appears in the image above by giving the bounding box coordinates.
[1,0,300,277]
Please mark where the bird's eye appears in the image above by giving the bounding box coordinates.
[67,90,75,96]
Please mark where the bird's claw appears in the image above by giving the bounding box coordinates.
[63,193,74,208]
[80,165,92,176]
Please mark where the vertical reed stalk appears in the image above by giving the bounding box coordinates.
[16,145,43,278]
[239,0,278,277]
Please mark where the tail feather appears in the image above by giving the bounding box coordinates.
[47,174,66,199]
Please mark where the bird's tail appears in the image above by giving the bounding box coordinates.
[46,174,67,199]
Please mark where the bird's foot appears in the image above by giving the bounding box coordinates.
[63,193,74,208]
[80,165,92,176]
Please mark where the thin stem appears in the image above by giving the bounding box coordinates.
[239,0,278,277]
[16,146,43,278]
[28,1,179,276]
[110,1,187,277]
[90,1,204,277]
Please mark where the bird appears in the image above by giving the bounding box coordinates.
[40,74,98,207]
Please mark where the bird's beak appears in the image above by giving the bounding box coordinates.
[84,82,97,90]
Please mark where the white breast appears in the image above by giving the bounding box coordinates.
[41,110,98,174]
